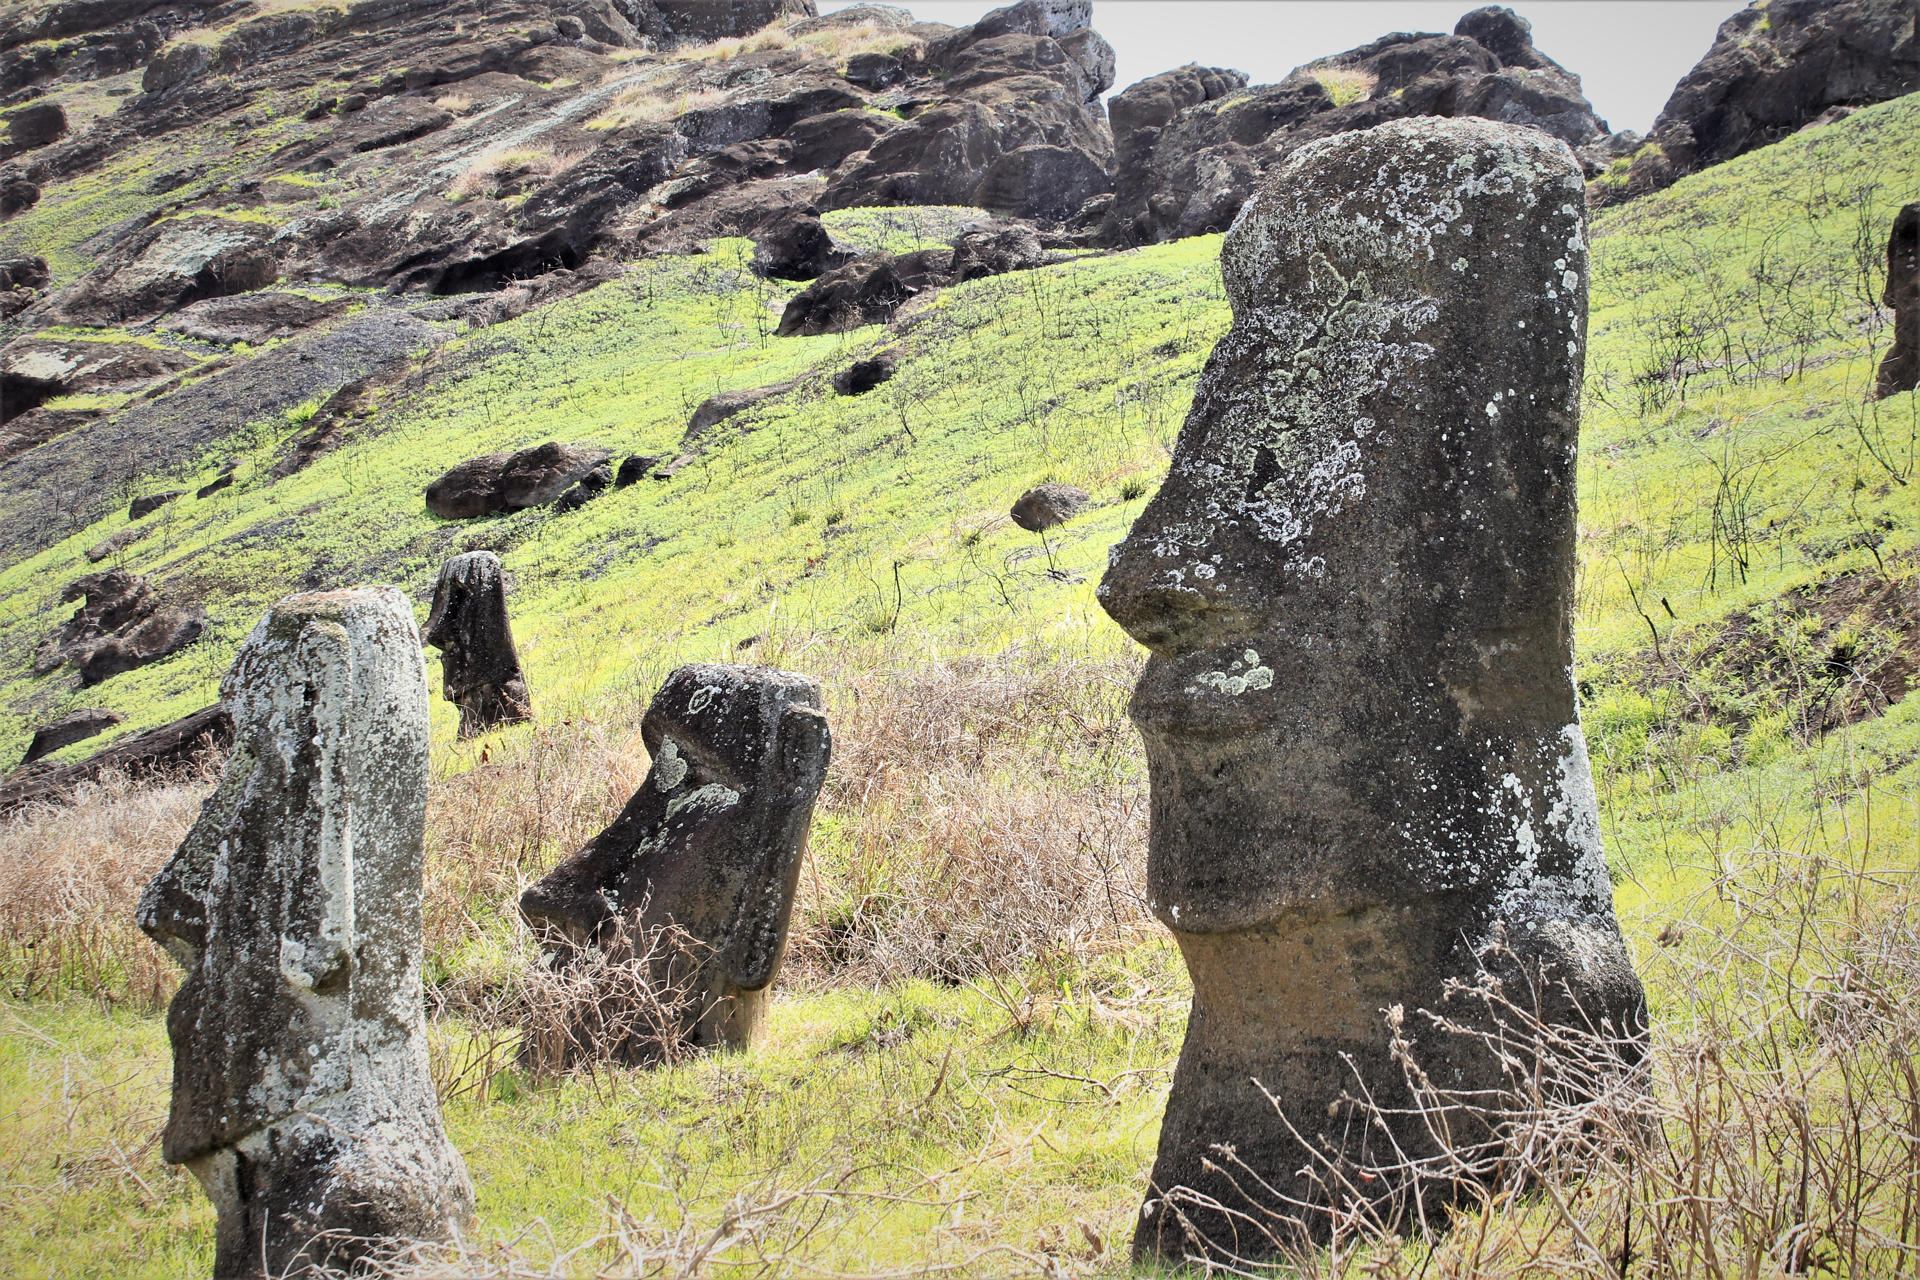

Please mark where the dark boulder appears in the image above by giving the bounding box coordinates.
[949,221,1047,280]
[50,216,282,325]
[553,461,614,510]
[0,704,232,815]
[1010,481,1087,531]
[750,212,854,280]
[0,257,49,293]
[34,568,154,675]
[652,0,817,46]
[1612,0,1919,203]
[1099,8,1608,245]
[425,441,614,519]
[7,100,69,150]
[832,354,895,395]
[616,454,663,486]
[776,248,950,335]
[129,489,186,519]
[1877,202,1919,399]
[195,466,235,499]
[18,708,123,766]
[0,178,39,218]
[843,50,904,91]
[75,605,206,685]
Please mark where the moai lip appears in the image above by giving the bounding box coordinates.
[136,586,474,1280]
[1097,117,1649,1262]
[424,549,534,738]
[520,663,831,1067]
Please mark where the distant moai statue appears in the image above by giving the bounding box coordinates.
[424,550,533,738]
[137,587,474,1279]
[1875,201,1918,398]
[1097,117,1648,1261]
[520,664,830,1066]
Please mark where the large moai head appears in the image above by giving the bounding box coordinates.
[1097,117,1647,1261]
[424,549,533,738]
[136,587,473,1279]
[520,663,831,1064]
[1875,201,1918,399]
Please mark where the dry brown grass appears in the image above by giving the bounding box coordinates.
[0,769,207,1008]
[447,147,589,201]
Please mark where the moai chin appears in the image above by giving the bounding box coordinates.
[520,663,830,1065]
[137,587,474,1279]
[423,550,533,738]
[1097,117,1648,1261]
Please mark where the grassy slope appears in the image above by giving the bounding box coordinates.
[1,95,1917,1277]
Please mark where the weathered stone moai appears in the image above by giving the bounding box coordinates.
[137,587,474,1279]
[1097,117,1648,1261]
[520,664,830,1065]
[1876,201,1918,399]
[424,550,533,737]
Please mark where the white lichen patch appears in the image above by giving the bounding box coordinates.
[653,738,689,791]
[1186,648,1275,696]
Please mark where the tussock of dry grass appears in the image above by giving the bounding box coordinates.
[0,770,207,1007]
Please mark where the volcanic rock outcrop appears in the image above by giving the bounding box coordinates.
[136,587,473,1279]
[776,221,1054,335]
[1097,117,1647,1259]
[520,663,830,1066]
[424,550,534,737]
[33,568,206,685]
[1610,0,1920,203]
[1098,6,1611,246]
[1877,201,1919,399]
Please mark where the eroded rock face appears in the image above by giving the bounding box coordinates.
[1098,7,1609,246]
[425,551,533,738]
[1097,117,1647,1259]
[519,663,830,1065]
[1612,0,1919,203]
[33,567,206,684]
[1877,202,1919,399]
[136,587,473,1279]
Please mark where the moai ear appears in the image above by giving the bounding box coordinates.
[721,702,831,990]
[275,619,355,994]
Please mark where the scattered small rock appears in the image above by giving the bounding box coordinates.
[832,355,896,396]
[129,489,186,519]
[425,441,614,519]
[616,454,663,486]
[1010,482,1088,531]
[553,461,614,511]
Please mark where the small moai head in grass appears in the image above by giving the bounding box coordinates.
[519,663,831,1067]
[1097,116,1648,1262]
[136,586,473,1280]
[423,549,533,738]
[1874,201,1919,399]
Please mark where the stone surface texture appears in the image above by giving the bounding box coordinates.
[1877,201,1919,398]
[136,587,472,1279]
[1097,117,1647,1259]
[520,663,831,1064]
[425,550,534,738]
[17,707,122,765]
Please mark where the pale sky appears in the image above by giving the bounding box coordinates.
[824,0,1745,136]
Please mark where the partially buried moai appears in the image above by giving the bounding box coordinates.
[424,550,533,737]
[137,587,474,1280]
[1097,117,1648,1261]
[520,664,830,1065]
[1875,201,1918,399]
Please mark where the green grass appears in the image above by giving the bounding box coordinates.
[1,84,1918,1280]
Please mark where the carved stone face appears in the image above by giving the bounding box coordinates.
[137,588,431,1164]
[423,550,531,736]
[1098,116,1604,938]
[521,663,831,1017]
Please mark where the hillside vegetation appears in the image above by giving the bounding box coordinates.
[0,84,1916,1278]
